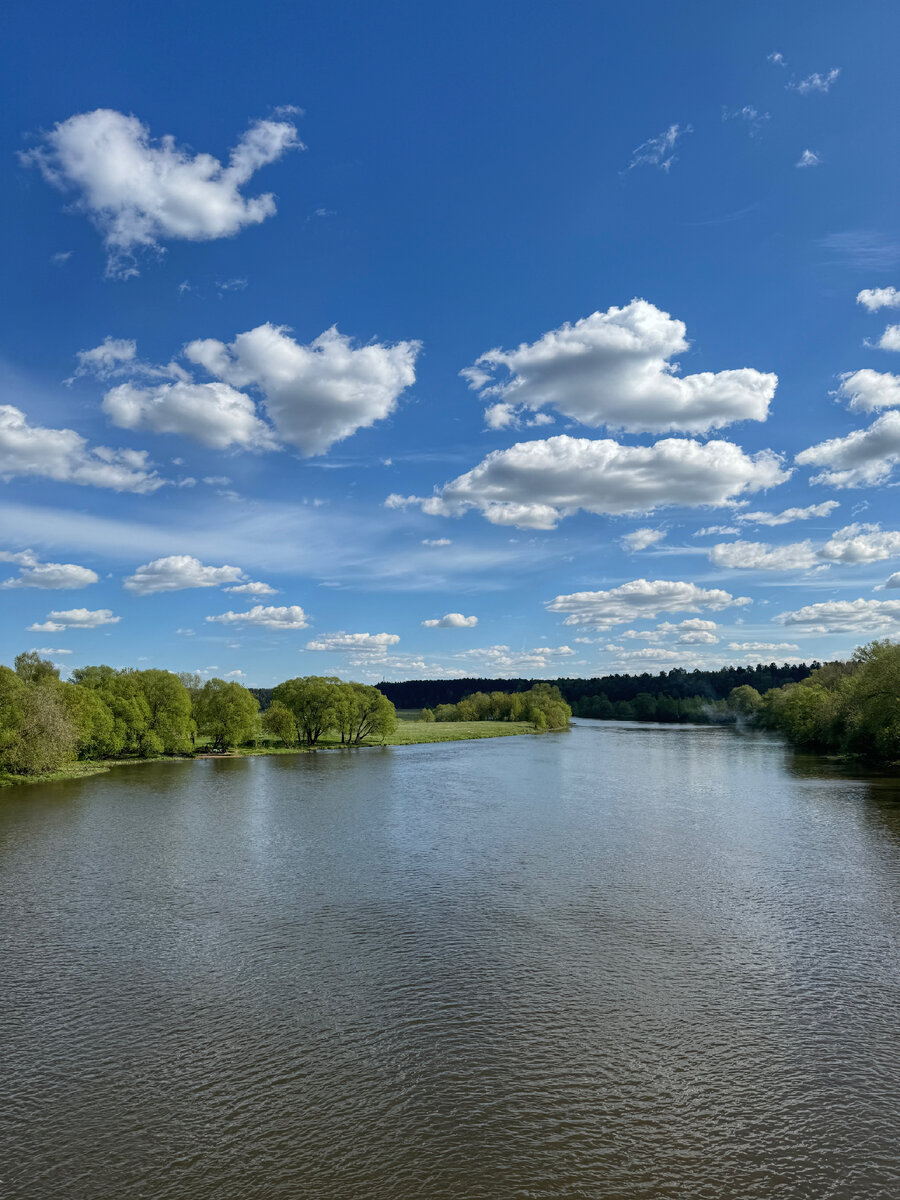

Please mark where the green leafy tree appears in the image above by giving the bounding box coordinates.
[841,641,900,762]
[15,651,60,685]
[137,670,194,753]
[273,676,342,745]
[343,684,396,744]
[728,685,763,717]
[0,666,27,771]
[194,679,259,751]
[262,699,297,747]
[0,672,76,775]
[420,707,435,722]
[60,682,121,759]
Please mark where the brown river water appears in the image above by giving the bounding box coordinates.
[1,720,899,1199]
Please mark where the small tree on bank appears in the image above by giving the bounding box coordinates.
[262,700,297,747]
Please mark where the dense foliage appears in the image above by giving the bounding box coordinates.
[360,662,815,714]
[270,677,397,746]
[0,656,397,779]
[752,641,900,765]
[427,683,572,731]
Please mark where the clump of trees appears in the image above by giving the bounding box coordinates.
[268,677,396,746]
[0,654,398,779]
[750,640,900,765]
[431,683,571,731]
[0,654,203,777]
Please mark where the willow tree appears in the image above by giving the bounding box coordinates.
[193,679,259,751]
[272,676,343,745]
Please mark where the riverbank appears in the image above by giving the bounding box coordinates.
[0,719,539,789]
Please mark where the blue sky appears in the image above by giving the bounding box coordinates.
[3,0,900,685]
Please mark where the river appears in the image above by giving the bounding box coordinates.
[1,720,899,1199]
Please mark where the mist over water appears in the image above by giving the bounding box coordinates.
[2,721,899,1199]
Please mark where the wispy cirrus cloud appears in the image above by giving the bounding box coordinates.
[788,68,840,95]
[818,231,900,271]
[626,124,692,172]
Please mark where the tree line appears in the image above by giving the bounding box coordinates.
[0,654,398,779]
[420,683,572,730]
[359,662,814,712]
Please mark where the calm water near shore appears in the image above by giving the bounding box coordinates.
[2,720,899,1199]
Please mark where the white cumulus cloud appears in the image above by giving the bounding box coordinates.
[185,323,420,456]
[421,613,478,628]
[875,325,900,351]
[224,580,277,596]
[461,300,776,434]
[206,605,309,630]
[0,404,165,492]
[28,607,120,632]
[819,523,900,564]
[22,109,302,277]
[389,435,788,529]
[0,550,98,589]
[124,555,246,595]
[777,598,900,634]
[305,631,400,653]
[621,527,666,551]
[796,149,821,168]
[103,380,276,449]
[837,371,900,412]
[796,410,900,486]
[546,579,749,628]
[857,287,900,312]
[622,618,720,645]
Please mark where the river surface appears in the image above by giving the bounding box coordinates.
[1,721,899,1200]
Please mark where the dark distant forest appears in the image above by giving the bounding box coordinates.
[250,661,816,721]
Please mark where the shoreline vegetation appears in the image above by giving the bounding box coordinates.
[0,657,571,790]
[3,641,898,788]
